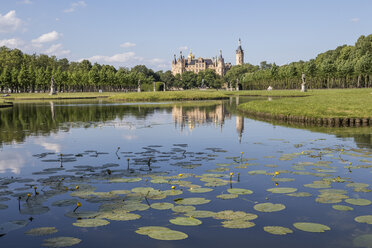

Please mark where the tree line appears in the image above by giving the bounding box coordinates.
[225,34,372,90]
[0,34,371,92]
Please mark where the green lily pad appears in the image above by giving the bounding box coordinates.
[174,197,210,205]
[353,234,372,248]
[267,187,297,194]
[109,178,141,183]
[345,198,372,206]
[135,226,171,235]
[0,220,28,235]
[41,237,81,247]
[272,178,295,182]
[25,227,58,236]
[248,170,267,175]
[100,211,141,221]
[150,178,169,184]
[188,188,213,193]
[122,202,150,212]
[147,229,188,241]
[214,210,258,220]
[171,205,196,213]
[227,188,253,195]
[184,210,216,218]
[169,217,202,226]
[217,194,238,200]
[0,204,8,210]
[286,192,312,197]
[316,193,349,204]
[355,215,372,224]
[150,202,174,210]
[254,203,285,212]
[332,205,354,211]
[163,189,183,196]
[72,218,110,227]
[221,220,255,229]
[293,222,331,232]
[263,226,293,235]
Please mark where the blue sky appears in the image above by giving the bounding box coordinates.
[0,0,371,71]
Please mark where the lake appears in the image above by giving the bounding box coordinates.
[0,97,372,248]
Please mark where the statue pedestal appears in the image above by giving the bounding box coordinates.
[301,83,307,92]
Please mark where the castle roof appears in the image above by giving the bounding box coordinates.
[186,59,213,66]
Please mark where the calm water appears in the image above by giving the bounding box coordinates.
[0,98,372,248]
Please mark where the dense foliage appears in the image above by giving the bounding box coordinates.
[0,34,371,92]
[233,34,372,90]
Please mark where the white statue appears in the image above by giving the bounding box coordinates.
[301,73,307,92]
[267,86,273,91]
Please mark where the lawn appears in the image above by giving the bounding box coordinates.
[238,88,372,119]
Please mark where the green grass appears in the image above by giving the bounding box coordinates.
[2,92,117,100]
[224,89,312,97]
[238,88,372,118]
[109,90,228,101]
[0,99,13,107]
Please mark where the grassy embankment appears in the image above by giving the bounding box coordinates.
[224,89,311,97]
[109,91,228,101]
[2,92,118,100]
[237,88,372,126]
[0,99,13,108]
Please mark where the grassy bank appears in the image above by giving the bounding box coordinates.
[238,89,372,125]
[224,89,311,97]
[109,91,228,101]
[2,92,118,100]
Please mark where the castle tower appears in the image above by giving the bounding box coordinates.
[217,50,225,76]
[236,38,244,65]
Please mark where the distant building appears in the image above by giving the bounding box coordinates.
[171,39,244,76]
[236,38,244,65]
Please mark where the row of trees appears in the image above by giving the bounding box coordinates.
[225,34,372,90]
[0,34,371,92]
[0,46,224,93]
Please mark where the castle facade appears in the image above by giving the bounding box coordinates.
[171,39,244,76]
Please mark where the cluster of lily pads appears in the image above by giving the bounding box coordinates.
[0,142,372,247]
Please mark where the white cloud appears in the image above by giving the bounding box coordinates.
[32,30,61,43]
[0,38,25,48]
[64,1,87,13]
[0,151,25,174]
[34,139,61,153]
[44,43,70,56]
[17,0,32,4]
[84,52,141,63]
[179,46,188,51]
[0,10,23,33]
[120,42,136,48]
[350,17,360,23]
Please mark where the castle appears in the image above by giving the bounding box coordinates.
[171,39,244,76]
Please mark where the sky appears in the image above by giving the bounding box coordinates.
[0,0,371,71]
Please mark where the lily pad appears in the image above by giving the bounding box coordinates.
[169,217,202,226]
[150,202,174,210]
[135,226,171,235]
[52,199,78,207]
[345,198,371,206]
[221,220,255,229]
[293,222,330,232]
[72,218,110,227]
[100,211,141,221]
[188,188,213,193]
[184,210,215,218]
[42,237,82,247]
[353,234,372,248]
[227,188,253,195]
[267,187,297,194]
[217,194,238,200]
[20,205,50,215]
[0,204,8,210]
[214,210,258,221]
[0,220,28,236]
[147,229,188,241]
[264,226,293,235]
[355,215,372,224]
[254,203,285,212]
[174,197,210,205]
[171,205,196,213]
[25,227,58,236]
[286,192,312,197]
[332,205,354,211]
